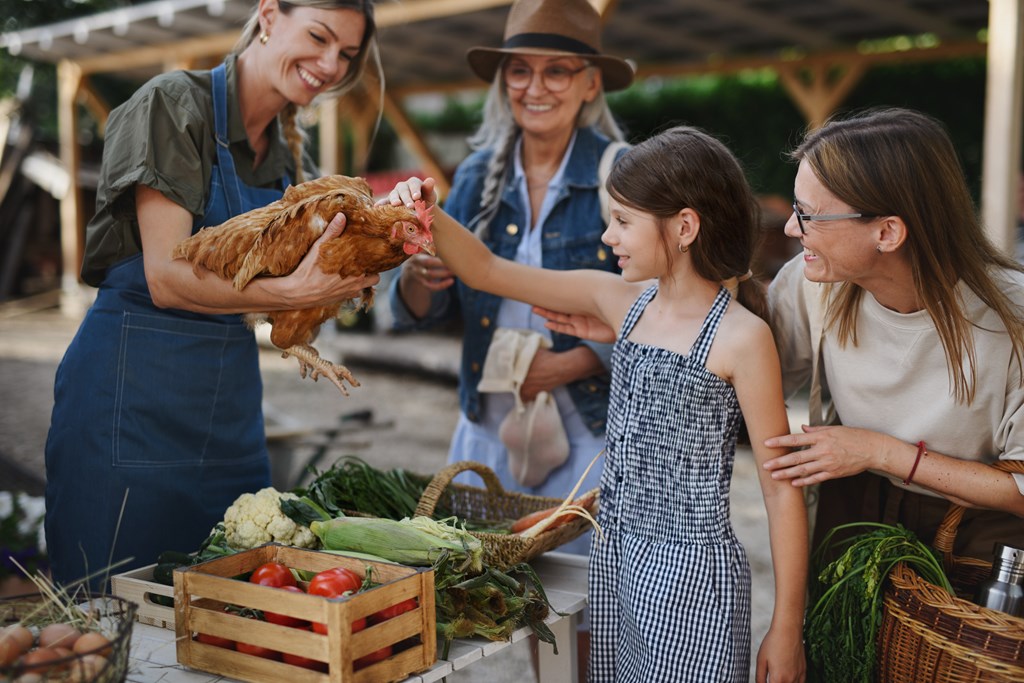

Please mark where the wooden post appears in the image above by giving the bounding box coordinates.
[56,59,88,315]
[981,0,1024,255]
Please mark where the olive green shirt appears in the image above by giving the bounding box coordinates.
[81,55,313,286]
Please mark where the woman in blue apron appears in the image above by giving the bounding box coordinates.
[44,0,379,590]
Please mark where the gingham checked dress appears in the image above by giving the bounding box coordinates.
[588,285,752,682]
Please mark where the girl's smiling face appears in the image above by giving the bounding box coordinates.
[787,160,882,284]
[504,54,600,140]
[262,4,366,107]
[602,198,671,281]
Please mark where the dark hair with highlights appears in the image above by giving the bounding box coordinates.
[607,125,767,320]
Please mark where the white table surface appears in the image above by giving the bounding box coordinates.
[123,553,588,683]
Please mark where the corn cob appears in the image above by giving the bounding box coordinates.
[310,516,484,574]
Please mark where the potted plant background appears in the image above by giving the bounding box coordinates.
[0,491,47,596]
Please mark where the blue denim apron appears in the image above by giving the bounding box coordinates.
[45,64,287,589]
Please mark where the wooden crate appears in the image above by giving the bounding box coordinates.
[174,544,436,683]
[110,563,176,629]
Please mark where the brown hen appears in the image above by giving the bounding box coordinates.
[172,174,434,396]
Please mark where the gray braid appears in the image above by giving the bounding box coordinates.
[471,127,516,238]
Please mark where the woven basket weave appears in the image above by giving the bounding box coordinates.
[1,592,137,683]
[876,460,1024,683]
[414,460,598,570]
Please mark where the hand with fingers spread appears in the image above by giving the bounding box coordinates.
[532,306,617,344]
[763,425,890,487]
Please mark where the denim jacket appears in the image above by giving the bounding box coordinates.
[389,127,623,435]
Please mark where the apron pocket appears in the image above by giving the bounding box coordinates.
[112,311,263,468]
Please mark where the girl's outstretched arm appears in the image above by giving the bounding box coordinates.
[728,315,808,683]
[387,177,635,328]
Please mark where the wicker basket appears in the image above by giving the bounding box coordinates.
[876,460,1024,683]
[413,460,598,569]
[1,592,137,683]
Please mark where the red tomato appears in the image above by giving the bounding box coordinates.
[236,640,281,660]
[249,561,296,588]
[195,632,235,649]
[369,597,418,624]
[354,644,392,670]
[308,567,362,598]
[312,616,366,635]
[264,585,310,628]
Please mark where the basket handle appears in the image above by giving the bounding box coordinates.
[414,460,508,518]
[932,459,1024,565]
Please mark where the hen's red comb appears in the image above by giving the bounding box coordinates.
[413,199,434,237]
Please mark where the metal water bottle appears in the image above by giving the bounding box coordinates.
[974,543,1024,617]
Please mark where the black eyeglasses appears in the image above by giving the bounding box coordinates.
[791,202,881,235]
[502,62,590,93]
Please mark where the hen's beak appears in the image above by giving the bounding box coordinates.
[416,237,437,257]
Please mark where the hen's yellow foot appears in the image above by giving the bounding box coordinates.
[282,344,360,397]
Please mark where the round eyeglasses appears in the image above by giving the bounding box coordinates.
[792,202,881,235]
[502,61,590,93]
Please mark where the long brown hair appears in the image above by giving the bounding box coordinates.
[233,0,378,181]
[607,126,768,320]
[792,107,1024,403]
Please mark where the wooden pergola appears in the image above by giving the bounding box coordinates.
[0,0,1019,311]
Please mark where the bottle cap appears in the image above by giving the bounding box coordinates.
[993,543,1024,565]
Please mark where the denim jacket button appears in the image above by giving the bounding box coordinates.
[505,223,519,235]
[471,362,481,373]
[480,316,491,328]
[597,247,608,261]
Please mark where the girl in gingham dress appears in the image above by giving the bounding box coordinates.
[386,127,808,683]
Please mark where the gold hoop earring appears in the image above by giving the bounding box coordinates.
[678,243,689,254]
[259,32,269,45]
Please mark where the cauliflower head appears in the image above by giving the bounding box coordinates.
[222,487,318,549]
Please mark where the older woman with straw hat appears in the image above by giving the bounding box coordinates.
[390,0,633,553]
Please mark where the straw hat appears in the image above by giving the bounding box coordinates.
[466,0,635,92]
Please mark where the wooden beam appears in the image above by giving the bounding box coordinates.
[634,39,986,81]
[374,0,512,26]
[778,60,868,129]
[981,0,1024,255]
[382,92,452,198]
[75,30,239,75]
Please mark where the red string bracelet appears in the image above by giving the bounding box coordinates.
[902,440,927,485]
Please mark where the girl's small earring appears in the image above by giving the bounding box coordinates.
[259,32,269,45]
[677,243,689,254]
[876,245,883,253]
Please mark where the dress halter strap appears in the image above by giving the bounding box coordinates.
[689,287,732,366]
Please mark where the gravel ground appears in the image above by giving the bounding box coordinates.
[0,296,802,682]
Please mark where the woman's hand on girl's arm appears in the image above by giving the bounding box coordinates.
[532,306,617,343]
[518,346,605,402]
[764,427,1024,514]
[761,425,886,487]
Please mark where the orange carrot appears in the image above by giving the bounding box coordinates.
[512,489,598,535]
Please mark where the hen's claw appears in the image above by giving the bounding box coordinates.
[281,344,360,397]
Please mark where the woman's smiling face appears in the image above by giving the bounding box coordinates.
[787,160,882,285]
[263,4,366,107]
[504,53,600,139]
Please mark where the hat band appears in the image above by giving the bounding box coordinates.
[503,32,598,56]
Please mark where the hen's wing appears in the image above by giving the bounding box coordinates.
[171,175,377,290]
